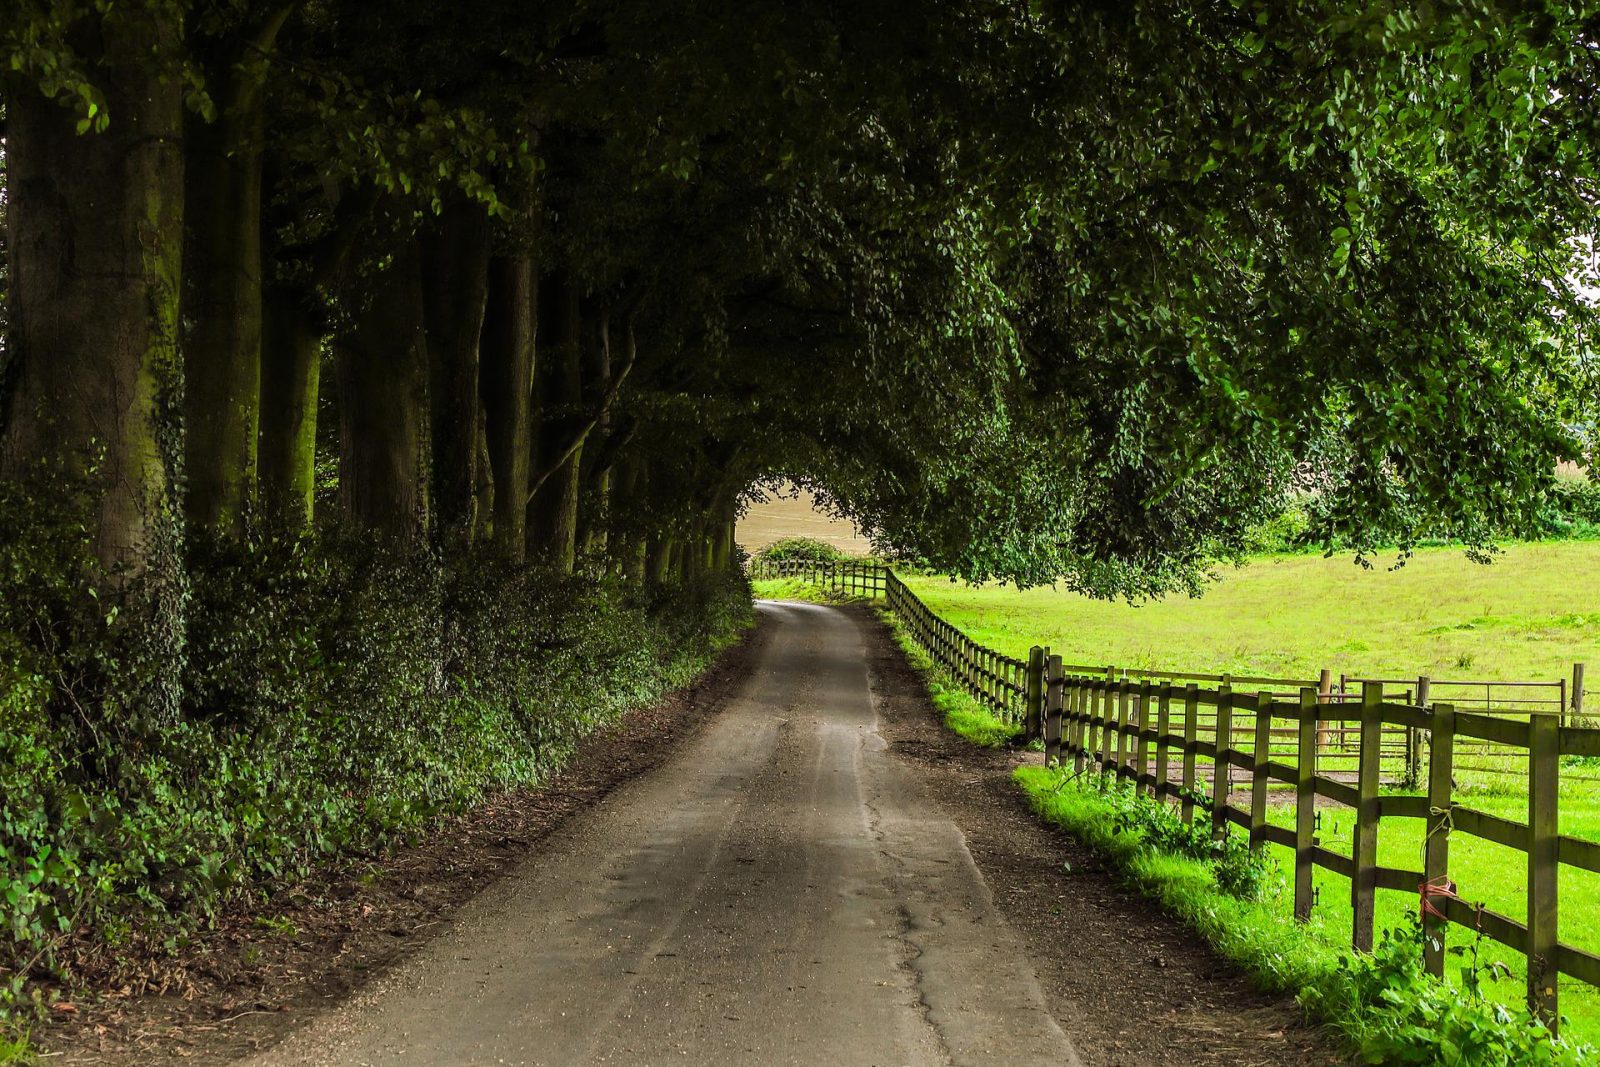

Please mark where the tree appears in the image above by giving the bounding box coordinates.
[2,1,188,576]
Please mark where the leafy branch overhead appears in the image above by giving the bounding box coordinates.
[2,0,1597,597]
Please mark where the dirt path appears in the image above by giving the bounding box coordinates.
[47,600,1343,1065]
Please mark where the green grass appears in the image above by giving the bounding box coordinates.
[901,542,1600,692]
[1016,767,1595,1065]
[750,577,871,605]
[875,607,1022,747]
[0,1030,32,1066]
[896,541,1600,1046]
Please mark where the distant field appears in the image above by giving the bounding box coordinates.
[736,487,873,556]
[900,542,1600,702]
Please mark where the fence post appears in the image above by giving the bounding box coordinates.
[1211,685,1234,840]
[1412,675,1431,788]
[1352,681,1383,953]
[1114,682,1131,782]
[1574,663,1587,724]
[1070,680,1086,772]
[1181,684,1199,824]
[1044,655,1064,766]
[1249,691,1273,854]
[1295,687,1317,922]
[1025,646,1046,741]
[1135,683,1152,794]
[1423,702,1455,977]
[1528,712,1560,1027]
[1317,668,1333,754]
[1081,681,1098,772]
[1154,683,1173,802]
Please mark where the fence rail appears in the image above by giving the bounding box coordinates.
[748,558,887,597]
[753,560,1598,1032]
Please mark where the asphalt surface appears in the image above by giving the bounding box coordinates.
[247,601,1080,1066]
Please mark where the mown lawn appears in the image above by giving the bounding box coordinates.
[897,542,1600,1045]
[899,542,1600,694]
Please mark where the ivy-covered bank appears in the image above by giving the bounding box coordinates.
[0,499,752,1023]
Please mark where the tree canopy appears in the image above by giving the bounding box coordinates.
[3,0,1597,595]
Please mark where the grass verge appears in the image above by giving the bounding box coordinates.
[874,606,1022,747]
[1015,766,1597,1065]
[0,1029,31,1065]
[749,577,870,605]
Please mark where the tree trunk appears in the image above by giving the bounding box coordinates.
[258,284,322,525]
[184,113,263,532]
[181,12,289,534]
[576,303,611,556]
[528,271,583,571]
[421,202,491,543]
[647,534,676,583]
[474,400,494,540]
[2,12,187,577]
[481,254,536,562]
[711,517,735,571]
[336,239,431,540]
[612,455,647,580]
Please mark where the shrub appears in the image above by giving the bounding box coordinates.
[752,537,844,565]
[0,497,752,1020]
[1535,473,1600,541]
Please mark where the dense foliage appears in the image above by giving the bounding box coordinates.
[0,492,750,1015]
[5,1,1599,596]
[751,537,848,565]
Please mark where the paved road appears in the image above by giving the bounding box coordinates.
[249,601,1080,1066]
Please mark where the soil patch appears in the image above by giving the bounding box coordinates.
[858,606,1347,1067]
[32,619,769,1065]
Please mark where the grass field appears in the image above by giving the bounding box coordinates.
[899,542,1599,699]
[891,542,1600,1045]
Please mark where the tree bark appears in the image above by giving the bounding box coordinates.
[336,238,431,541]
[528,271,583,571]
[576,303,611,556]
[611,455,647,580]
[2,11,187,577]
[421,202,492,543]
[474,400,494,540]
[647,534,676,583]
[481,254,536,562]
[258,284,322,524]
[181,10,290,533]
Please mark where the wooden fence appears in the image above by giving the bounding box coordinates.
[752,561,1599,1031]
[748,558,887,597]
